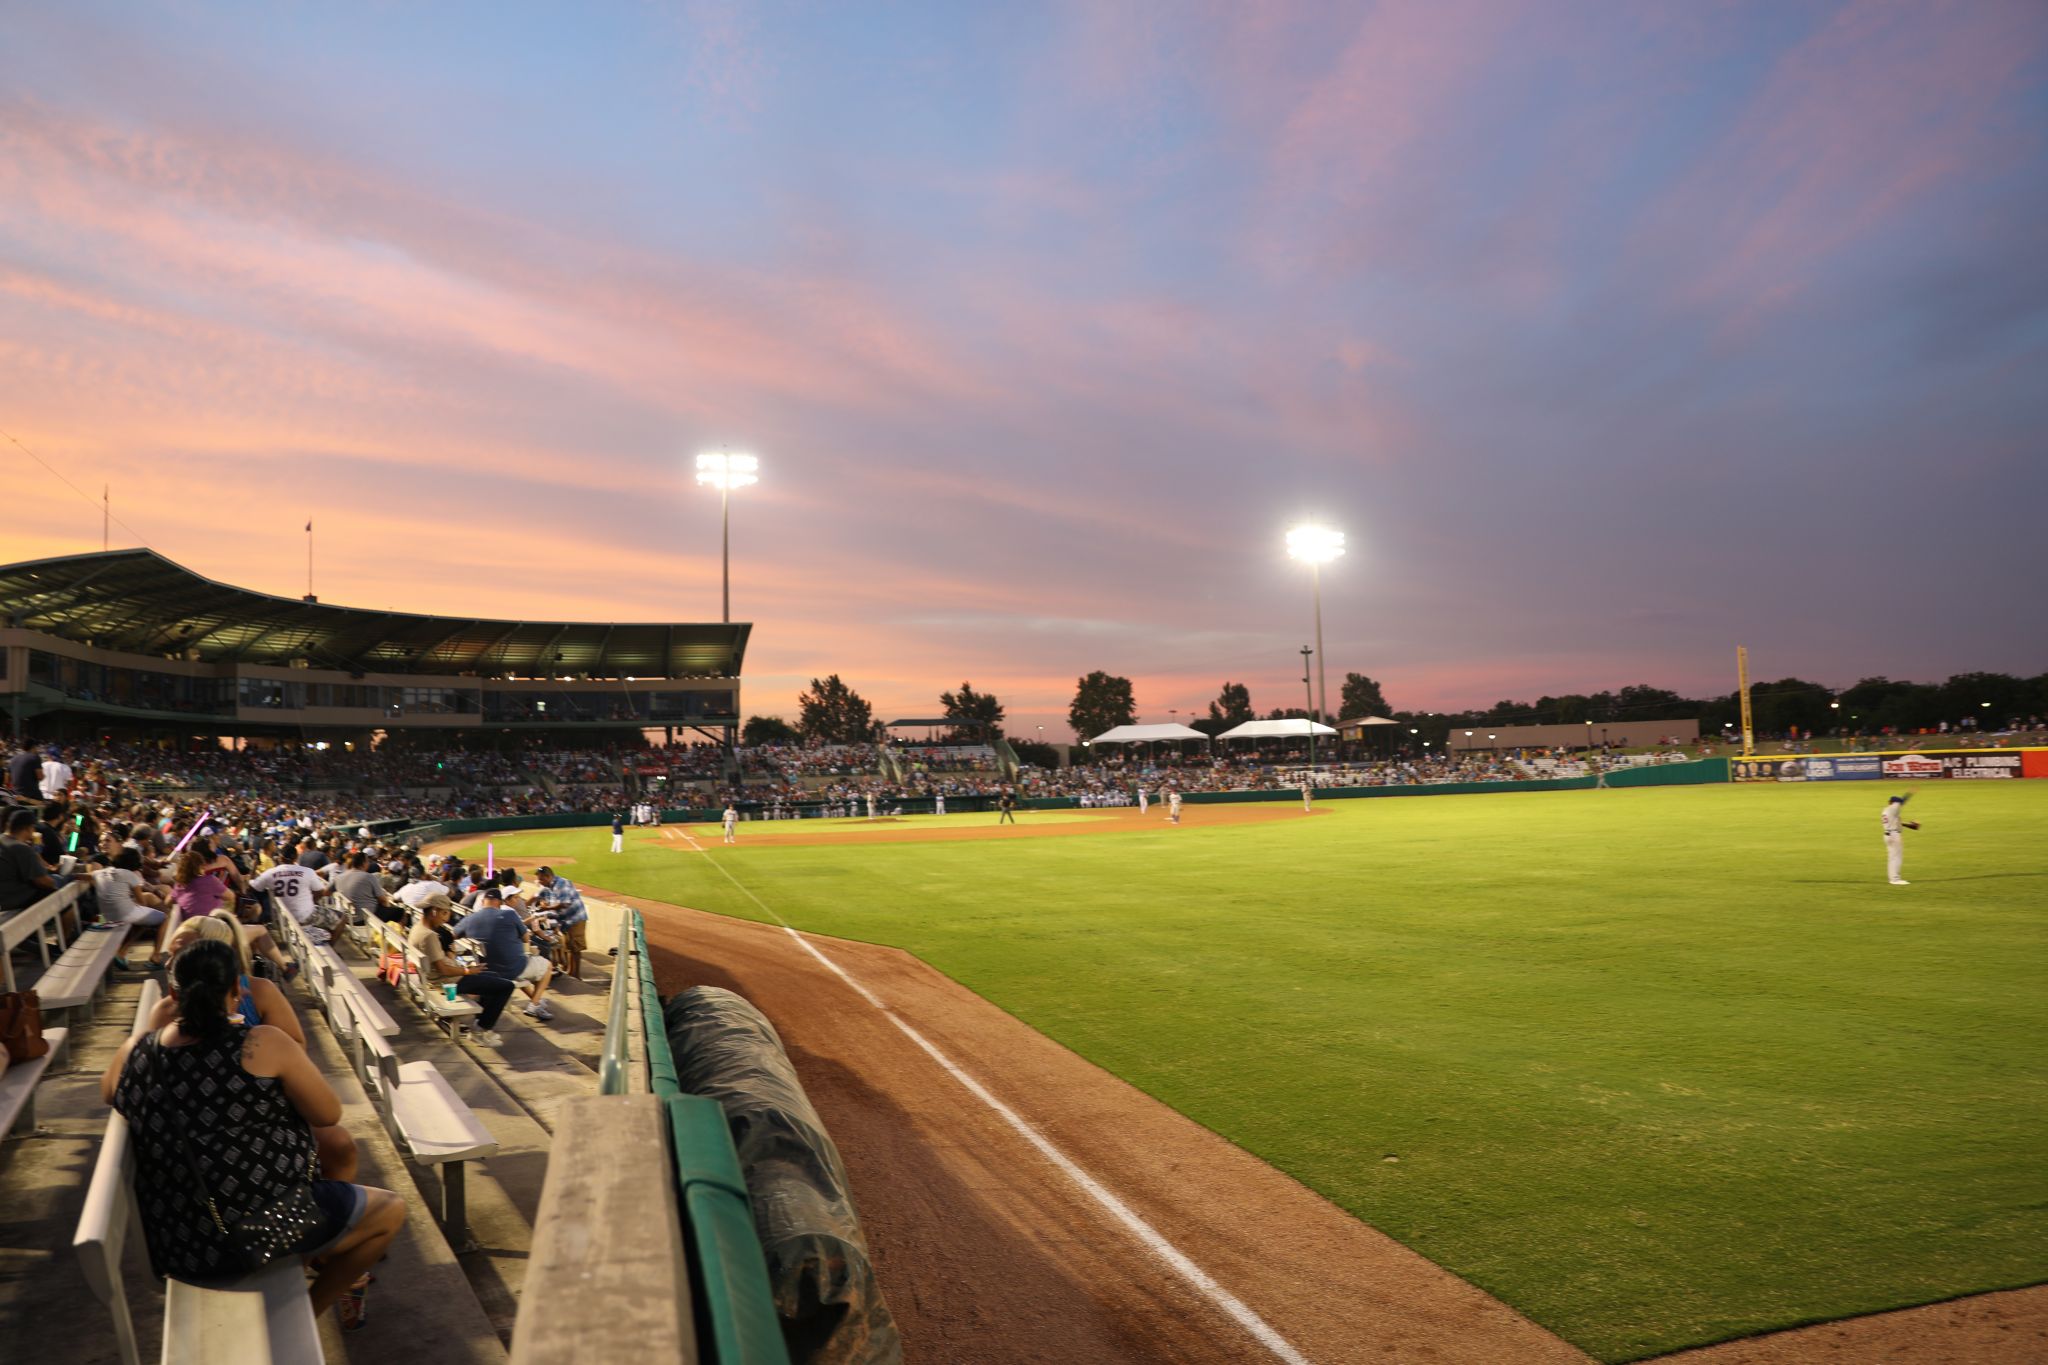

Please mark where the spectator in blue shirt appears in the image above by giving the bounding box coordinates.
[454,888,555,1022]
[533,867,586,980]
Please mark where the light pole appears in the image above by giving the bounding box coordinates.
[1299,645,1316,768]
[1285,524,1344,733]
[695,452,760,624]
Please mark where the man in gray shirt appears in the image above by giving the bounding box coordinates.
[332,850,398,923]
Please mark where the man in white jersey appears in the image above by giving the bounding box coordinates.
[722,804,738,845]
[1166,788,1182,824]
[1301,781,1313,813]
[1881,795,1919,885]
[866,792,877,820]
[250,858,330,928]
[935,793,946,817]
[1137,786,1148,815]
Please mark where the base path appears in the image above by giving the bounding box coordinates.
[601,885,1590,1365]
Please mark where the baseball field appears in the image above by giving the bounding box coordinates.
[457,782,2048,1362]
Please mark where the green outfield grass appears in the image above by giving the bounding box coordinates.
[459,783,2048,1361]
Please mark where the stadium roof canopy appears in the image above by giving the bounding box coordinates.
[0,549,748,679]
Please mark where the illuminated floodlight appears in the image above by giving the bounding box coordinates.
[1285,524,1345,565]
[696,451,759,490]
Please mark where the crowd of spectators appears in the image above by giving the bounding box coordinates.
[2,737,605,1333]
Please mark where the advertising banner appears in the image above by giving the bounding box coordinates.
[1735,749,2045,782]
[1801,756,1884,781]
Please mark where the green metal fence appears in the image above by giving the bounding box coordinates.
[602,909,788,1365]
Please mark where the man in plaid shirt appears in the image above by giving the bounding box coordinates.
[533,866,587,978]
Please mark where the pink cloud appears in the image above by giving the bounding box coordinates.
[1634,0,2048,331]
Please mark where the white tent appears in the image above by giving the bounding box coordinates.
[1087,723,1209,745]
[1214,718,1338,740]
[1337,715,1401,731]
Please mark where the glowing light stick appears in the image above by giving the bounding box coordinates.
[170,810,214,856]
[486,843,494,877]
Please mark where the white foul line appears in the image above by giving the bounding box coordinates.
[681,841,1314,1365]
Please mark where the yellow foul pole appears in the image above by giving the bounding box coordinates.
[1736,645,1754,757]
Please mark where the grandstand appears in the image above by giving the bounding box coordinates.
[0,549,746,744]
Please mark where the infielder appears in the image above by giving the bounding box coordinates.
[935,793,946,817]
[1137,786,1148,815]
[1301,782,1313,813]
[1881,795,1919,885]
[722,804,739,845]
[610,814,624,853]
[997,791,1016,824]
[866,792,877,820]
[1166,788,1182,824]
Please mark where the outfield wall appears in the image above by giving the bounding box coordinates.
[414,760,1738,836]
[1730,747,2047,783]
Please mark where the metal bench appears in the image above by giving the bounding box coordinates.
[342,994,498,1249]
[1,880,82,992]
[71,983,162,1365]
[34,924,132,1021]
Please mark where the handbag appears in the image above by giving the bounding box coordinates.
[0,990,49,1062]
[169,1100,325,1275]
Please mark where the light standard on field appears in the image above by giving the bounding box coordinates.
[1299,645,1317,768]
[695,452,760,624]
[1285,524,1344,733]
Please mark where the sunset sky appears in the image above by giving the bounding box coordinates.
[3,2,2044,738]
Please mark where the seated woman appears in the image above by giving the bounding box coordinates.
[102,939,404,1329]
[92,847,172,967]
[147,914,356,1181]
[170,846,235,922]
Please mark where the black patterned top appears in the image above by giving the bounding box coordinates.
[112,1024,319,1283]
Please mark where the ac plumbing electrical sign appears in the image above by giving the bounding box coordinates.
[1733,749,2044,783]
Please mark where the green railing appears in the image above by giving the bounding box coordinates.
[600,908,787,1365]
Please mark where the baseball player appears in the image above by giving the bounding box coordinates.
[722,804,738,845]
[1881,795,1919,885]
[1301,781,1312,813]
[935,793,946,817]
[997,791,1016,825]
[1166,788,1181,824]
[866,792,877,820]
[610,813,624,853]
[1137,786,1148,815]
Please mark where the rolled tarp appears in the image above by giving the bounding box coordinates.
[665,986,902,1365]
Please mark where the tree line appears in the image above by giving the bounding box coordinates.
[738,668,2048,756]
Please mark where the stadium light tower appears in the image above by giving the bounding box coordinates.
[695,452,760,624]
[1285,524,1344,732]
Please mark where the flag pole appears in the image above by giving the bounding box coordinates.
[306,519,313,599]
[103,485,109,551]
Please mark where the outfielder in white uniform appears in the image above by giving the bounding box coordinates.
[866,793,877,820]
[1166,789,1181,824]
[1137,787,1148,815]
[1881,795,1918,885]
[722,805,738,845]
[935,794,946,817]
[1301,782,1312,813]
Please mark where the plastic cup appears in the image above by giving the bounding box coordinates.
[443,983,459,1001]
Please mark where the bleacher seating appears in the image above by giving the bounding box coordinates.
[341,993,498,1249]
[34,923,133,1023]
[1,879,83,992]
[0,1022,68,1139]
